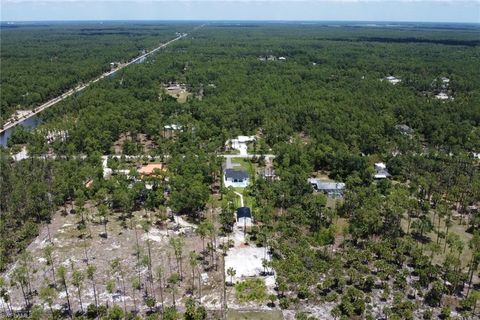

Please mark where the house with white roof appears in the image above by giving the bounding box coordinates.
[226,135,255,156]
[384,76,401,85]
[374,162,391,179]
[435,92,451,100]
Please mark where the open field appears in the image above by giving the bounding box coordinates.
[1,201,279,316]
[227,310,284,320]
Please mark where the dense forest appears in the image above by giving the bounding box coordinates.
[0,22,193,122]
[1,23,479,319]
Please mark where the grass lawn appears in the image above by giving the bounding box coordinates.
[231,158,256,176]
[333,218,350,236]
[400,215,473,269]
[227,310,284,320]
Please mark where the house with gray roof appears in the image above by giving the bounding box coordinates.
[308,178,345,198]
[224,169,249,188]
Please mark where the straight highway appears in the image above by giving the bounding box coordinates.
[0,33,188,135]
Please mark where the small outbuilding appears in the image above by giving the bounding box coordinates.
[237,207,252,228]
[374,162,391,179]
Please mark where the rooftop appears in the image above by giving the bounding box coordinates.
[138,163,165,176]
[237,207,252,219]
[225,168,249,180]
[308,178,345,190]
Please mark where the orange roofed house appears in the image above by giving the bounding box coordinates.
[138,163,166,178]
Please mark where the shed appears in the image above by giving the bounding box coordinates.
[237,207,252,228]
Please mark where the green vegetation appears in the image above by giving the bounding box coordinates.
[0,22,479,319]
[235,278,268,303]
[227,310,284,320]
[0,22,193,122]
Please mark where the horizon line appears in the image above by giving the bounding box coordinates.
[2,19,480,24]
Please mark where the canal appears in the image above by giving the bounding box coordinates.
[0,115,42,147]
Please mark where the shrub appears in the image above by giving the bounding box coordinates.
[235,278,268,303]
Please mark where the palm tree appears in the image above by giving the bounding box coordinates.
[0,277,13,316]
[142,220,154,292]
[168,273,180,307]
[57,266,72,318]
[189,251,199,295]
[197,222,208,254]
[97,204,109,238]
[131,277,140,313]
[39,286,57,317]
[11,266,29,309]
[436,202,448,245]
[443,212,453,253]
[170,236,185,280]
[19,251,33,298]
[110,258,127,315]
[86,265,98,310]
[467,232,480,297]
[71,269,85,313]
[155,265,165,315]
[43,245,56,285]
[226,267,236,285]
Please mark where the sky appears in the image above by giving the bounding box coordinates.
[1,0,479,23]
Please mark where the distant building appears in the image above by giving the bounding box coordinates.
[259,167,277,182]
[308,178,345,198]
[395,124,413,135]
[85,179,94,189]
[226,135,255,156]
[224,169,249,188]
[237,207,252,228]
[278,56,286,61]
[435,92,450,100]
[441,77,450,84]
[138,163,166,177]
[374,162,391,179]
[384,76,401,85]
[163,124,183,138]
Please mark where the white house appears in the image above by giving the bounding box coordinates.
[374,162,391,179]
[224,169,249,188]
[384,76,401,85]
[226,135,255,156]
[435,92,450,100]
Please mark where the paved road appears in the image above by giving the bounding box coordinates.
[221,154,276,160]
[0,33,188,134]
